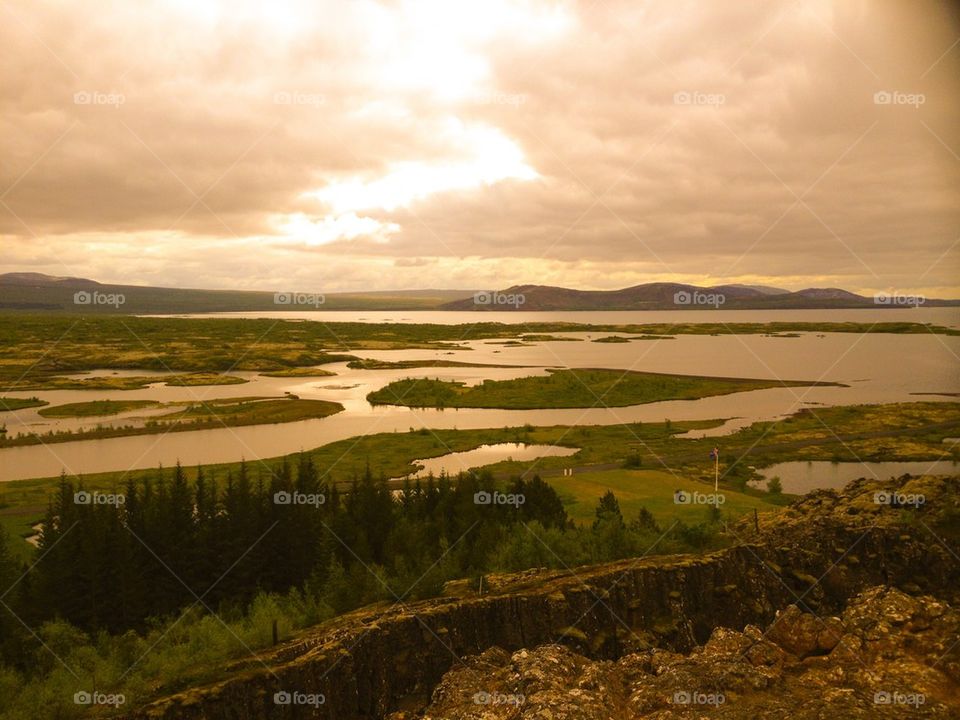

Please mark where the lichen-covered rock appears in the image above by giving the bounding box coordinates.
[765,605,844,657]
[414,587,960,718]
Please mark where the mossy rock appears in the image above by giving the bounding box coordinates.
[788,569,819,586]
[651,615,678,635]
[555,626,589,643]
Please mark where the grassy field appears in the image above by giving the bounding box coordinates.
[591,335,632,343]
[259,367,337,377]
[5,371,248,391]
[346,359,527,370]
[0,397,343,447]
[37,399,159,417]
[552,468,776,526]
[0,396,47,411]
[367,368,837,409]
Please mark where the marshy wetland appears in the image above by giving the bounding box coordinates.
[0,311,957,483]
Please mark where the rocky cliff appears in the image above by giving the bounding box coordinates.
[124,474,959,719]
[405,586,958,718]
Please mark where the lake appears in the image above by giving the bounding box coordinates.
[754,459,960,494]
[147,306,960,328]
[1,308,957,482]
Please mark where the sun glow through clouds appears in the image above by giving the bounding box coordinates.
[309,123,538,214]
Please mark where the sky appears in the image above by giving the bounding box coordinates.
[1,0,958,296]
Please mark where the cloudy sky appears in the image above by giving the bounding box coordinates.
[1,0,958,296]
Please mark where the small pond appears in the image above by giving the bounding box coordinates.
[753,459,960,494]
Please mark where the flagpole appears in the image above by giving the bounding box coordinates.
[714,449,719,496]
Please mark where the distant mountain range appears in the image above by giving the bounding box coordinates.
[0,273,954,313]
[440,283,952,311]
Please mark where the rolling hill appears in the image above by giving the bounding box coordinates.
[0,274,953,313]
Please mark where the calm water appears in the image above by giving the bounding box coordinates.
[391,443,578,480]
[754,459,960,494]
[1,311,958,482]
[147,307,960,328]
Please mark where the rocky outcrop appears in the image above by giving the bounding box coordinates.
[404,586,959,718]
[124,474,959,719]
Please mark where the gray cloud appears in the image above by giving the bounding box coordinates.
[1,0,957,296]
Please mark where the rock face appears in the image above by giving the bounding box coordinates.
[405,587,959,719]
[123,475,960,719]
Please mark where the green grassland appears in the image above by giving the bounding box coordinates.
[0,396,47,411]
[518,334,583,342]
[259,367,337,377]
[591,335,632,343]
[345,359,528,370]
[5,371,247,391]
[552,468,774,526]
[38,399,159,417]
[367,368,839,409]
[0,397,343,448]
